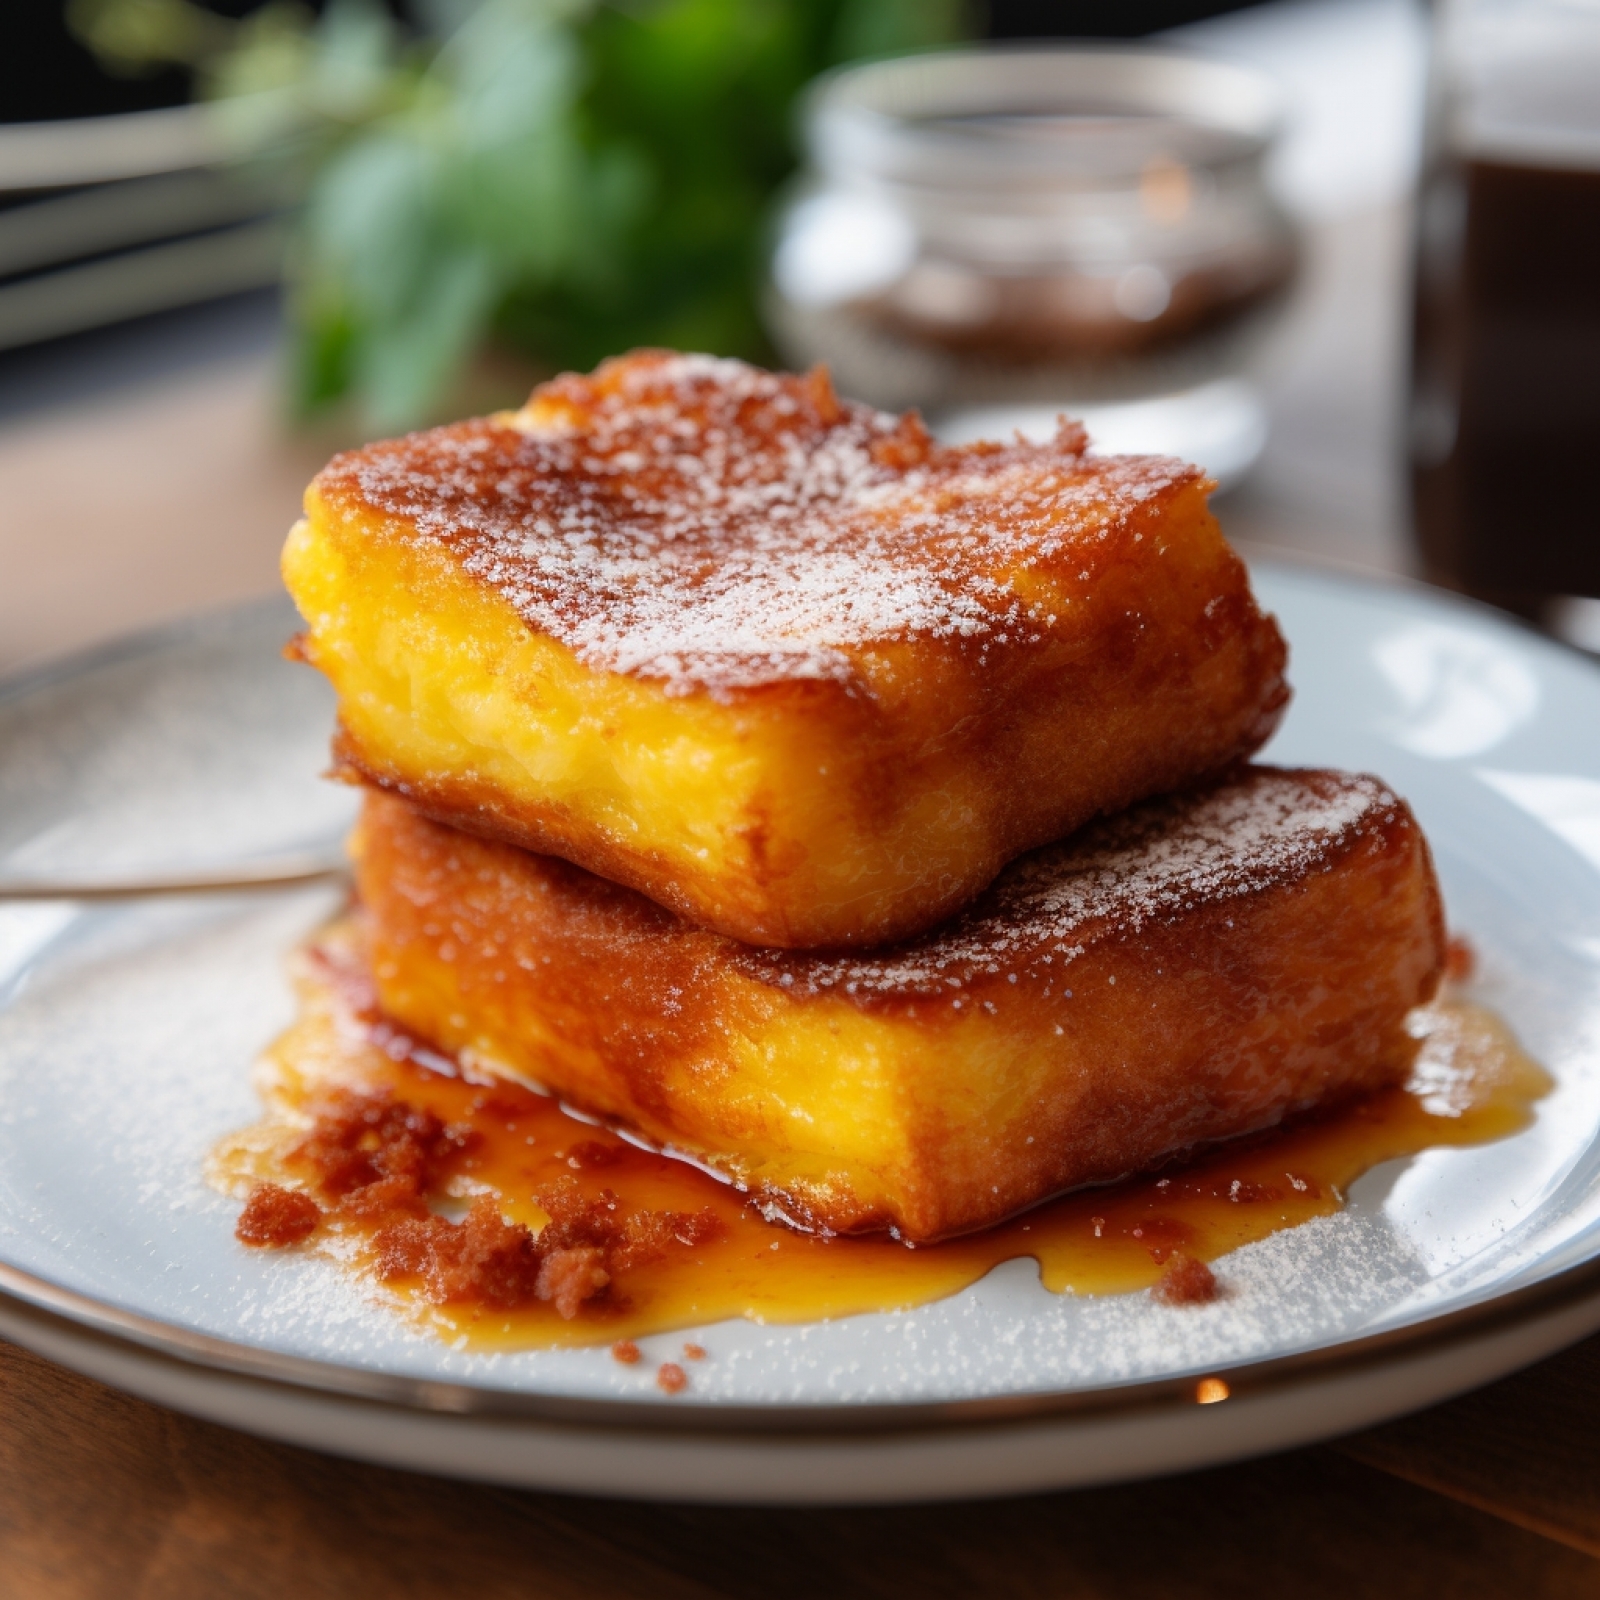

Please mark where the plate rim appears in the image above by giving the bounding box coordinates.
[5,1228,1600,1438]
[13,1265,1600,1505]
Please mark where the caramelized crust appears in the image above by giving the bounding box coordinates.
[290,349,1288,948]
[354,770,1445,1242]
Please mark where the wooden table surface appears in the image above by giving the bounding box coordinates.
[5,244,1600,1593]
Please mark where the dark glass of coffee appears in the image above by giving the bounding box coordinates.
[1410,0,1600,626]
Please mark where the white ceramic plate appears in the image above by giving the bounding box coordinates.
[2,563,1600,1504]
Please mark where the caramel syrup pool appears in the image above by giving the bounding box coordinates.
[210,925,1551,1351]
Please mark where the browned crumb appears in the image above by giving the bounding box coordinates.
[290,1086,477,1204]
[535,1174,723,1272]
[1151,1252,1219,1306]
[536,1246,612,1319]
[612,1339,641,1365]
[236,1183,322,1247]
[1445,935,1477,985]
[657,1362,688,1394]
[682,1342,706,1361]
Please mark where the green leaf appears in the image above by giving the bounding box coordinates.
[78,0,974,427]
[359,247,502,432]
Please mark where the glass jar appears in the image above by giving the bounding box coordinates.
[766,45,1299,485]
[1410,0,1600,637]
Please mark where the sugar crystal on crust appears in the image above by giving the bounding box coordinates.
[314,351,1201,695]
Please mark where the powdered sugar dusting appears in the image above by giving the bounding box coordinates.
[315,351,1200,694]
[738,770,1401,998]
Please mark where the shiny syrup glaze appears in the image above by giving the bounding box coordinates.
[210,927,1550,1353]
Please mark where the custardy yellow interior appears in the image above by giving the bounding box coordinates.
[284,501,878,937]
[285,470,1282,949]
[370,918,930,1227]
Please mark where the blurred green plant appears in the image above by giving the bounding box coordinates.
[70,0,968,432]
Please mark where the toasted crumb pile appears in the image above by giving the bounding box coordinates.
[738,769,1400,997]
[315,350,1199,693]
[235,1087,722,1320]
[235,1183,320,1247]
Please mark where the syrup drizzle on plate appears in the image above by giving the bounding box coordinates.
[210,924,1550,1352]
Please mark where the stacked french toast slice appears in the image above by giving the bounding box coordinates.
[284,351,1445,1244]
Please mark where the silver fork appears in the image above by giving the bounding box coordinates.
[0,851,349,901]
